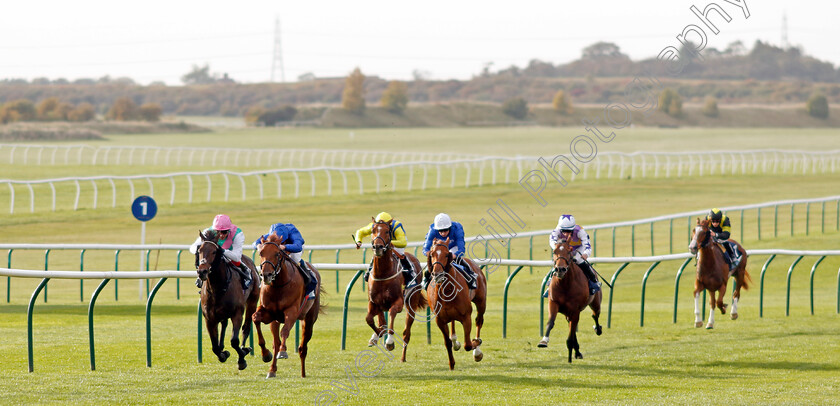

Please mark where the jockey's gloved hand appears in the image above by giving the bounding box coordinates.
[573,252,584,264]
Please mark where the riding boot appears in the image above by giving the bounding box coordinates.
[400,257,417,288]
[298,259,315,296]
[454,257,477,290]
[195,277,203,289]
[422,270,431,289]
[725,243,740,272]
[238,264,252,290]
[578,261,601,294]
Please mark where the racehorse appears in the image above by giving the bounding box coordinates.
[426,238,487,370]
[689,218,751,329]
[537,239,602,363]
[253,234,323,378]
[195,230,260,371]
[365,219,427,362]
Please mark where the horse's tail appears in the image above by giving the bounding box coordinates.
[317,276,327,314]
[738,267,752,291]
[409,286,428,312]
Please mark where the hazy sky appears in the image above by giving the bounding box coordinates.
[0,0,835,85]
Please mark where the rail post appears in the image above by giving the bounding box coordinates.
[785,256,804,316]
[639,261,661,327]
[606,263,630,328]
[27,278,50,372]
[809,256,826,315]
[340,270,365,350]
[672,257,693,323]
[88,279,110,371]
[146,278,168,367]
[759,255,777,318]
[502,266,524,338]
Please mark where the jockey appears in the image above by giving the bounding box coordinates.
[707,208,741,272]
[422,213,477,290]
[189,214,252,291]
[354,212,418,289]
[548,214,600,296]
[255,222,316,299]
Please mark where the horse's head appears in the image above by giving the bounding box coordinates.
[196,230,222,282]
[689,217,711,255]
[370,217,393,258]
[427,238,453,283]
[552,239,573,280]
[257,234,286,286]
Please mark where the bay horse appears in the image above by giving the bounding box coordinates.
[365,219,427,362]
[195,230,260,371]
[689,218,751,329]
[253,234,323,378]
[426,238,487,370]
[537,239,602,363]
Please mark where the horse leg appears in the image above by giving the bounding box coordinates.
[731,283,741,320]
[590,292,603,336]
[267,320,281,378]
[567,314,582,362]
[717,283,728,315]
[385,300,401,352]
[693,289,703,328]
[706,289,717,329]
[299,315,316,378]
[205,317,227,362]
[230,311,247,371]
[219,318,229,361]
[437,318,455,370]
[365,302,381,347]
[472,295,486,348]
[449,321,460,351]
[539,300,559,347]
[401,304,415,363]
[242,296,257,357]
[276,309,299,360]
[252,306,272,363]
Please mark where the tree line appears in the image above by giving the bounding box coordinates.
[0,97,162,124]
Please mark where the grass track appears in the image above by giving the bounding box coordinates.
[1,127,839,404]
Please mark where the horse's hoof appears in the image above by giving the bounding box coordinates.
[575,353,584,360]
[262,353,272,363]
[594,325,603,336]
[266,372,276,379]
[695,321,703,328]
[219,351,230,363]
[276,351,288,359]
[537,340,548,348]
[705,323,714,329]
[238,360,247,371]
[367,339,377,347]
[474,348,483,362]
[386,342,395,351]
[452,341,461,351]
[731,313,738,320]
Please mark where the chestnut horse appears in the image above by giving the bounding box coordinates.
[365,219,427,362]
[195,230,260,371]
[689,218,751,329]
[426,238,487,370]
[537,239,602,363]
[253,234,323,378]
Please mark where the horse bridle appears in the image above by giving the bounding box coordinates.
[696,223,712,249]
[552,251,572,279]
[371,221,393,254]
[259,241,294,285]
[197,240,222,273]
[429,242,452,277]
